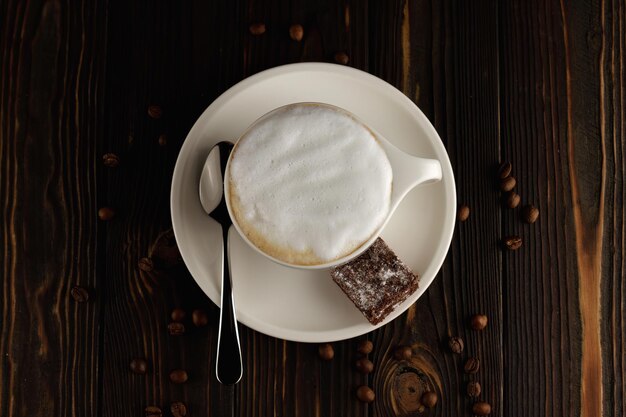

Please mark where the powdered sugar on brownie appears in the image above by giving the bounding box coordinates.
[331,238,419,324]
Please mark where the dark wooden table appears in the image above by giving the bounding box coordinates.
[1,1,624,416]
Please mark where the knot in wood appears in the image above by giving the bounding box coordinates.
[150,229,182,269]
[392,370,429,414]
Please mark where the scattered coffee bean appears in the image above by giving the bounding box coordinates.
[356,385,375,403]
[470,314,488,331]
[169,369,188,384]
[158,134,167,146]
[249,22,266,35]
[138,257,154,272]
[148,105,163,119]
[497,161,512,179]
[356,340,373,355]
[522,204,539,224]
[98,207,115,221]
[504,191,520,208]
[334,51,349,65]
[421,391,438,408]
[145,405,162,417]
[171,308,186,322]
[318,343,334,360]
[499,176,516,192]
[70,286,89,302]
[467,381,482,398]
[355,358,374,374]
[457,205,470,222]
[170,401,187,417]
[464,357,480,374]
[102,153,119,167]
[289,24,304,41]
[130,358,148,374]
[472,401,492,415]
[447,336,464,354]
[192,309,209,327]
[502,235,522,251]
[394,345,413,360]
[168,322,185,336]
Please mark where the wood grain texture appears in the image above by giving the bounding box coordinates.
[0,0,107,416]
[99,1,242,416]
[368,1,504,416]
[500,0,625,416]
[1,0,624,416]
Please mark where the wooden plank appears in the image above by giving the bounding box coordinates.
[232,1,367,416]
[236,1,371,416]
[499,0,625,416]
[99,1,243,416]
[3,1,622,416]
[368,0,503,416]
[0,0,107,416]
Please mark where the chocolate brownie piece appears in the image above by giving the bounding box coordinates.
[330,238,419,325]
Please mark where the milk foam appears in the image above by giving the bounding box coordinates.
[228,104,392,265]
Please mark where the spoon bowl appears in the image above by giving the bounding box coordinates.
[199,146,223,214]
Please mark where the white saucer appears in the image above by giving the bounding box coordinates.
[171,63,456,342]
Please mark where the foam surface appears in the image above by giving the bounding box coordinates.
[228,104,392,265]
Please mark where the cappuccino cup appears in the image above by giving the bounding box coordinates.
[224,103,442,269]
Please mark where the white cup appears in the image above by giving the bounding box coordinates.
[224,103,442,269]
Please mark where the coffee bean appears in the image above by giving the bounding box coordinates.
[158,134,167,146]
[170,401,187,417]
[168,322,185,336]
[145,405,162,417]
[70,286,89,302]
[522,204,539,224]
[98,207,115,221]
[138,257,154,272]
[356,340,373,355]
[334,51,349,65]
[467,381,482,398]
[470,314,488,331]
[171,308,186,322]
[192,309,208,327]
[464,357,480,374]
[169,369,188,384]
[102,153,119,167]
[502,235,522,250]
[497,161,512,179]
[394,345,412,360]
[356,385,375,403]
[457,205,470,222]
[130,358,148,374]
[421,391,438,408]
[148,105,163,119]
[249,22,266,35]
[447,336,464,354]
[504,191,520,208]
[500,176,516,192]
[318,343,334,360]
[472,401,492,415]
[289,24,304,41]
[355,358,374,374]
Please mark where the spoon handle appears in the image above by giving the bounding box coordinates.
[216,226,243,385]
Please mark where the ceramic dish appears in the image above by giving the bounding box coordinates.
[171,63,456,342]
[223,102,443,269]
